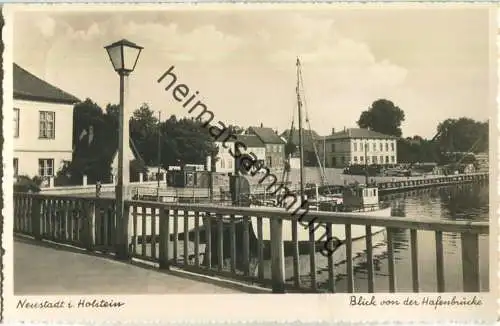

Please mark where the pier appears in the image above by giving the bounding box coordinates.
[375,172,488,194]
[14,181,489,293]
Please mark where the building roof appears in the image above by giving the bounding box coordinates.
[13,63,80,105]
[236,134,265,148]
[248,126,284,144]
[280,128,321,151]
[325,128,398,140]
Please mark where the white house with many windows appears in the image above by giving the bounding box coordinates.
[13,63,80,181]
[319,128,398,168]
[212,130,236,174]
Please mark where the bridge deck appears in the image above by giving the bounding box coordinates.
[14,238,244,295]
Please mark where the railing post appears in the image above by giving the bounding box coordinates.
[30,196,42,240]
[461,232,480,292]
[84,200,96,250]
[115,202,131,260]
[270,217,285,293]
[159,207,170,270]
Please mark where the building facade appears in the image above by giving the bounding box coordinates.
[213,139,236,174]
[13,64,80,180]
[319,128,398,168]
[235,134,266,173]
[248,126,285,170]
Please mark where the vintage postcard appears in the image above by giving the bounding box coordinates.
[1,2,497,323]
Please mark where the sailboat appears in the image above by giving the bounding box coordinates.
[249,58,392,244]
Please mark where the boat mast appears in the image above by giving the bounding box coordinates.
[296,58,305,201]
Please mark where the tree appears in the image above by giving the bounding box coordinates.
[436,118,488,154]
[357,99,405,137]
[130,103,159,166]
[69,99,115,184]
[158,115,215,168]
[397,136,438,164]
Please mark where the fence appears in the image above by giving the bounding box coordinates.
[14,192,488,293]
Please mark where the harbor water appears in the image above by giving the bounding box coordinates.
[130,181,489,293]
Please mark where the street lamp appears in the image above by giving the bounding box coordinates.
[105,39,143,259]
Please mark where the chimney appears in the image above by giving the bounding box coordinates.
[343,126,346,132]
[260,122,263,128]
[331,128,335,135]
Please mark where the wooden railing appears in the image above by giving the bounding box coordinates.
[14,192,489,293]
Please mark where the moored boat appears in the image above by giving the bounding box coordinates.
[249,183,391,243]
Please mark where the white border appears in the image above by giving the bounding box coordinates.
[2,3,498,323]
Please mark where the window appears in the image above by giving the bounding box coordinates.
[380,155,383,163]
[38,159,54,177]
[13,108,19,138]
[221,159,225,168]
[331,144,335,152]
[353,143,357,151]
[372,143,376,151]
[278,145,282,153]
[266,156,272,167]
[372,156,377,163]
[391,142,395,151]
[385,143,389,151]
[13,158,18,177]
[354,156,358,162]
[360,156,364,162]
[391,156,395,163]
[379,143,383,151]
[228,159,233,169]
[39,111,55,139]
[385,156,389,164]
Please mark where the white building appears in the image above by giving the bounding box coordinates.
[213,135,236,174]
[319,128,398,168]
[13,63,80,180]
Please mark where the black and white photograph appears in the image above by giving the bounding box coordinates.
[3,3,497,323]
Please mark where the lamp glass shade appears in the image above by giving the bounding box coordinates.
[123,46,142,72]
[105,39,143,74]
[106,45,123,72]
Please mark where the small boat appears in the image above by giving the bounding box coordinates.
[250,183,391,243]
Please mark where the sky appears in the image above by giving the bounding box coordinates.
[13,6,492,138]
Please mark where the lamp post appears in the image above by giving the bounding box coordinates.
[105,39,143,259]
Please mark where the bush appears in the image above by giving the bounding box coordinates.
[130,159,148,182]
[14,175,41,193]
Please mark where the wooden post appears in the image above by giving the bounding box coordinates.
[461,232,480,292]
[159,208,170,270]
[270,218,285,293]
[84,200,96,250]
[115,202,131,260]
[30,196,42,240]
